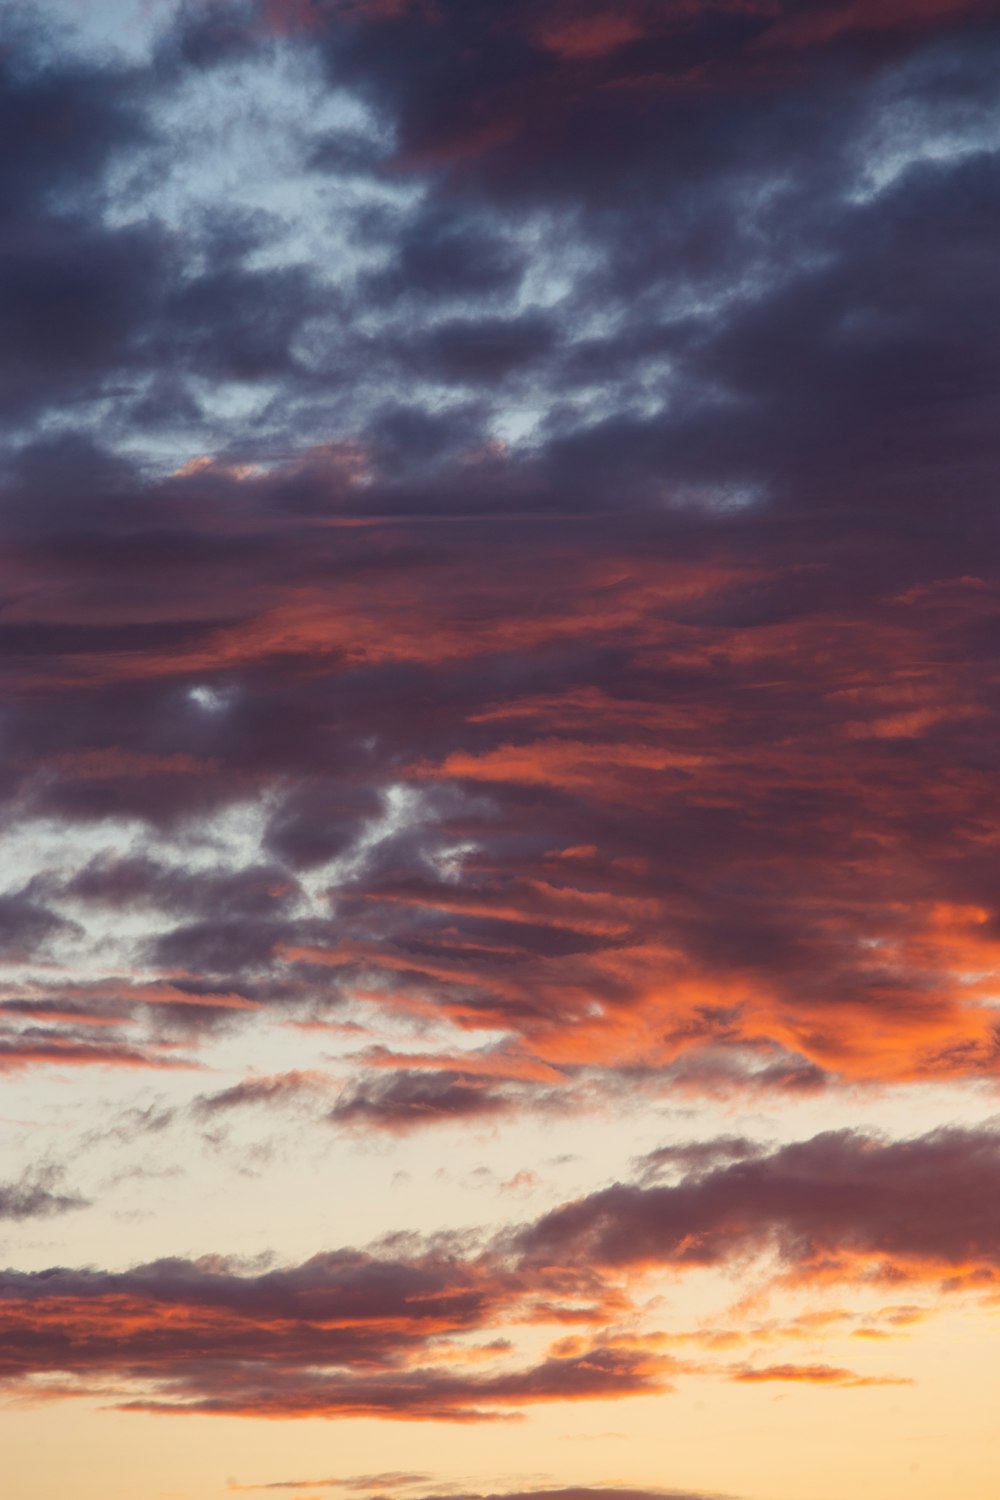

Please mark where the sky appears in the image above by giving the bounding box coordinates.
[1,1,999,1498]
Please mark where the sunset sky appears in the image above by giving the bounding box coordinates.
[2,3,1000,1498]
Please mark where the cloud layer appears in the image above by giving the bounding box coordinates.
[2,4,999,1482]
[1,1124,993,1417]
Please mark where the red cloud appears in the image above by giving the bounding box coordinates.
[8,477,1000,1095]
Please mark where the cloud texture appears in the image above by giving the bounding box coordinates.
[1,3,999,1493]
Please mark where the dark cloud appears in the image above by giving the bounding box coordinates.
[413,315,557,384]
[0,1167,87,1221]
[317,0,996,211]
[165,0,263,71]
[5,445,1000,1085]
[0,1026,200,1073]
[0,217,165,414]
[0,890,78,961]
[0,35,168,424]
[363,206,525,303]
[64,856,300,917]
[0,37,148,221]
[165,262,323,383]
[329,1069,536,1133]
[520,1125,1000,1282]
[369,1490,735,1500]
[635,1137,766,1182]
[0,1244,554,1420]
[263,784,384,869]
[121,1339,666,1420]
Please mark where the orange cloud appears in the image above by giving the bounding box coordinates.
[728,1362,911,1386]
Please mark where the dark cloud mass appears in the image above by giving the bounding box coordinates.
[1,0,999,1462]
[1,1,998,1092]
[329,1066,556,1132]
[519,1125,1000,1282]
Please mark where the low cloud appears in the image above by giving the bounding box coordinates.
[0,1123,983,1418]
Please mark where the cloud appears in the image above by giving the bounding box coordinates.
[227,1474,431,1493]
[193,1071,328,1116]
[1,9,997,1494]
[0,1030,200,1073]
[121,1339,669,1420]
[398,1489,736,1500]
[329,1069,550,1133]
[0,890,79,962]
[0,1167,88,1221]
[0,1244,664,1419]
[519,1125,1000,1285]
[726,1362,910,1387]
[635,1137,767,1181]
[6,437,1000,1090]
[6,329,1000,1088]
[227,1488,728,1500]
[0,1123,989,1418]
[314,0,997,205]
